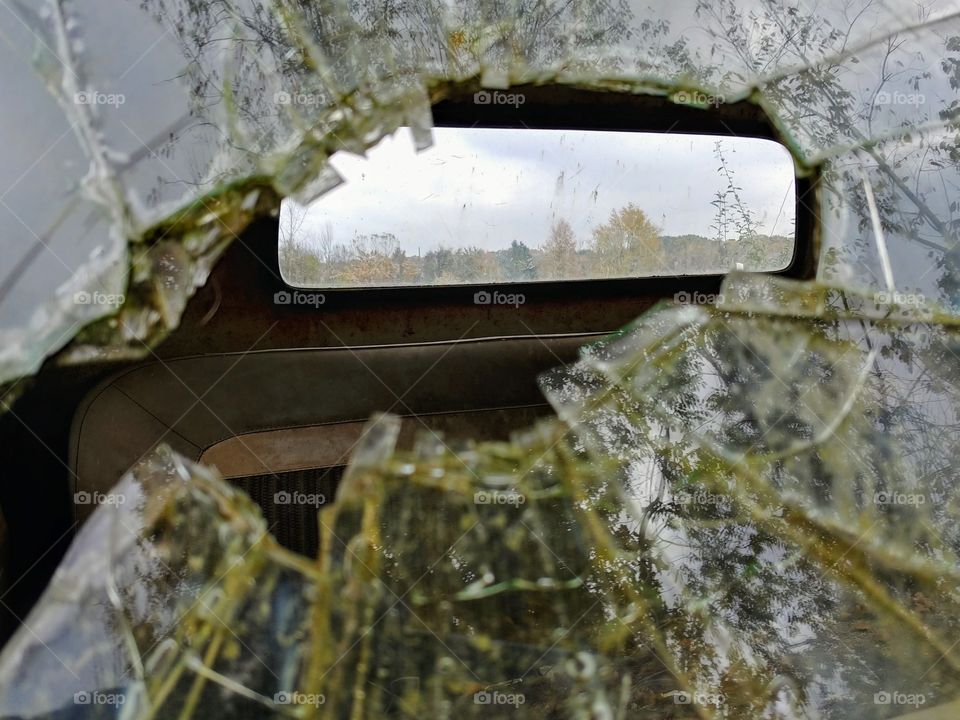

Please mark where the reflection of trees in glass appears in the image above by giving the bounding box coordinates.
[128,0,960,303]
[14,2,960,716]
[696,0,960,306]
[16,287,960,719]
[549,285,960,717]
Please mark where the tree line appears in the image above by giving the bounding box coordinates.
[279,202,793,286]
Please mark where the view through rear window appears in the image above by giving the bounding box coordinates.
[279,127,796,288]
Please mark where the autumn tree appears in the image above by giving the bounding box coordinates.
[279,240,325,285]
[498,240,537,281]
[590,204,664,276]
[539,219,579,280]
[450,247,498,283]
[278,202,326,285]
[420,248,454,283]
[336,233,401,285]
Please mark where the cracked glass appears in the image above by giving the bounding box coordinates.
[0,0,959,718]
[1,0,958,391]
[4,274,960,718]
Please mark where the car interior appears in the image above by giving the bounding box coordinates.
[9,2,960,710]
[0,85,817,642]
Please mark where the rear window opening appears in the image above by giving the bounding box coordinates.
[278,126,797,289]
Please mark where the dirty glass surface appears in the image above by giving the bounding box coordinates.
[2,1,960,718]
[2,273,960,718]
[0,0,959,391]
[278,128,796,287]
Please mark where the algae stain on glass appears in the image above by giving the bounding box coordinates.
[5,276,960,719]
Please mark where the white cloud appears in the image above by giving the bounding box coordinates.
[295,126,796,253]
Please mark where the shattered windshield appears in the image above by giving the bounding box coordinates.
[0,0,958,388]
[0,0,960,719]
[4,275,960,719]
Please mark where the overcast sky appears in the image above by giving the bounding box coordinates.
[292,126,796,255]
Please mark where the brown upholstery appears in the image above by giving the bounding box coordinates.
[69,334,597,524]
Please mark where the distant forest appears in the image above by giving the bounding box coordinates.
[279,203,793,287]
